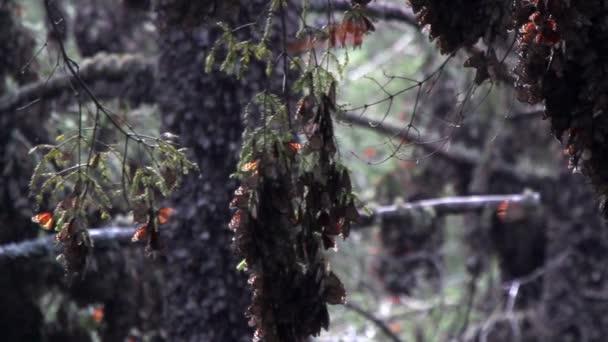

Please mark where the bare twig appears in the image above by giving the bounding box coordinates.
[344,301,404,342]
[338,111,551,183]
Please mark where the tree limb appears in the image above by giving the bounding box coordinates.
[308,0,417,27]
[0,192,539,261]
[0,227,136,261]
[0,53,154,113]
[338,111,551,183]
[358,191,541,225]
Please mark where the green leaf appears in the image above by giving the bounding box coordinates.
[236,259,248,271]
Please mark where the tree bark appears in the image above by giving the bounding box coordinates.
[0,4,46,340]
[154,2,272,340]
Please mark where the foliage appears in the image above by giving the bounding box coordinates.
[27,0,198,276]
[28,115,197,274]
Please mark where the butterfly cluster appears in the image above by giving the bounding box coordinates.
[513,0,608,216]
[28,128,196,275]
[408,0,513,54]
[229,85,358,341]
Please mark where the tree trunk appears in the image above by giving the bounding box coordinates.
[0,4,45,340]
[535,171,608,341]
[155,2,272,340]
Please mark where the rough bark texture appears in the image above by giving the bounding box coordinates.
[155,1,267,340]
[74,0,154,57]
[536,171,608,341]
[0,3,45,340]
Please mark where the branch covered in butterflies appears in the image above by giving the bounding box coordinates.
[0,191,540,261]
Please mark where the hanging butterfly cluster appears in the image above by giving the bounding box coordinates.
[407,0,513,54]
[229,86,359,341]
[287,4,375,54]
[513,0,608,215]
[327,5,375,48]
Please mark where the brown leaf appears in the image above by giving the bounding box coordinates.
[132,203,148,224]
[324,272,346,305]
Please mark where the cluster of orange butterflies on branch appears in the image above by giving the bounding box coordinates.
[288,3,375,53]
[32,207,174,240]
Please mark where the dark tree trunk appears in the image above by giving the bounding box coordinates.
[535,172,608,341]
[155,2,273,341]
[0,4,45,340]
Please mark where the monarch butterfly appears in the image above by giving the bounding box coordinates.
[157,207,175,224]
[496,201,510,221]
[131,225,148,242]
[31,212,53,230]
[287,142,303,151]
[241,160,260,172]
[91,306,104,323]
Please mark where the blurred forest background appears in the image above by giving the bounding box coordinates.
[1,0,608,341]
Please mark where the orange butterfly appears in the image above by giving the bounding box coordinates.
[241,160,260,172]
[91,306,104,323]
[158,207,175,224]
[131,225,148,242]
[287,142,303,151]
[31,212,53,230]
[496,201,510,221]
